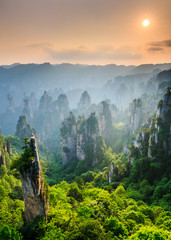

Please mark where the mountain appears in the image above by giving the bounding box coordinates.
[0,62,170,114]
[1,63,21,69]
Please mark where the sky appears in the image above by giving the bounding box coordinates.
[0,0,171,65]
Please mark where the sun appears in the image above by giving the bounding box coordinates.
[142,19,150,27]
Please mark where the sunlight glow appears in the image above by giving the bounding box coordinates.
[142,19,150,27]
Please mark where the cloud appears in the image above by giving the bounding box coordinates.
[148,39,171,50]
[27,43,53,49]
[44,45,142,62]
[148,47,164,52]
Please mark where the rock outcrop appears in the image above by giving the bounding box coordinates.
[29,92,38,114]
[106,162,114,183]
[20,136,49,221]
[156,87,171,154]
[0,153,6,167]
[54,93,70,121]
[78,91,91,115]
[61,112,102,166]
[99,100,113,146]
[22,98,31,120]
[129,88,171,161]
[61,112,77,165]
[33,92,70,141]
[129,98,143,135]
[0,94,21,136]
[0,132,12,167]
[7,139,12,156]
[38,91,53,114]
[7,94,15,113]
[15,115,36,140]
[76,112,101,166]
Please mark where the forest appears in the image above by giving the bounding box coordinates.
[0,64,171,239]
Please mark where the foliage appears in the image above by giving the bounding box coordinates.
[10,138,34,173]
[0,225,23,240]
[128,226,171,239]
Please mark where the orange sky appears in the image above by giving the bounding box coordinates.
[0,0,171,65]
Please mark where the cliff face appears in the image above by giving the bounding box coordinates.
[130,88,171,161]
[99,101,113,146]
[61,112,77,165]
[22,98,31,120]
[106,162,114,183]
[20,136,49,221]
[156,88,171,154]
[129,98,143,135]
[78,91,91,115]
[7,94,15,113]
[77,112,101,166]
[54,93,69,121]
[38,91,53,114]
[15,115,35,140]
[0,133,12,167]
[29,92,38,114]
[0,94,21,136]
[33,92,69,141]
[0,150,6,167]
[61,112,101,166]
[157,88,171,122]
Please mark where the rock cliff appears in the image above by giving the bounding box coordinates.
[61,112,77,165]
[106,162,114,183]
[22,98,31,120]
[0,94,21,136]
[78,91,91,115]
[0,132,12,167]
[99,100,113,146]
[33,92,69,141]
[129,88,171,161]
[61,112,102,166]
[15,115,35,140]
[29,92,38,114]
[20,136,49,221]
[7,94,15,113]
[129,98,143,135]
[38,91,53,114]
[77,112,101,166]
[54,93,69,121]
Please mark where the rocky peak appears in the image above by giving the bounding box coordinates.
[15,115,35,140]
[61,112,101,166]
[99,100,113,143]
[56,94,69,121]
[106,162,114,183]
[22,97,31,120]
[20,136,49,221]
[0,133,12,167]
[32,92,70,142]
[29,92,38,114]
[61,112,77,165]
[6,139,12,156]
[38,91,53,113]
[7,94,15,112]
[157,87,171,122]
[129,98,143,135]
[57,94,69,107]
[81,112,99,136]
[129,89,171,164]
[78,91,91,114]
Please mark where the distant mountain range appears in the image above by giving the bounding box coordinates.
[0,62,170,113]
[1,63,21,69]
